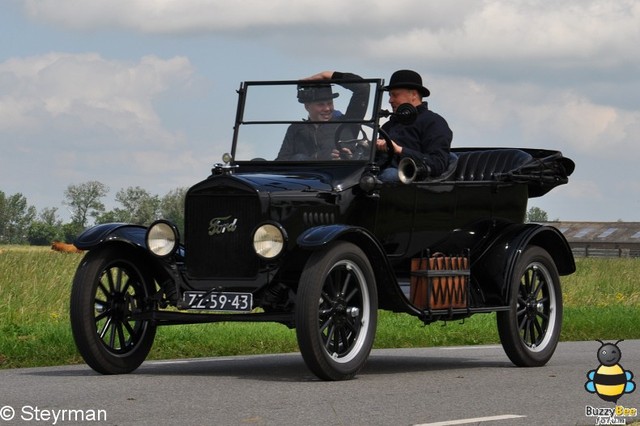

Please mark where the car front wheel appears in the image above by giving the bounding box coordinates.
[70,245,157,374]
[497,245,562,367]
[295,241,378,380]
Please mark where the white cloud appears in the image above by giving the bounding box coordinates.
[24,1,640,67]
[524,94,640,157]
[0,52,194,147]
[23,0,352,32]
[560,179,603,200]
[0,51,201,218]
[370,1,640,75]
[433,74,640,161]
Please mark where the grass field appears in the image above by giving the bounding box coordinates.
[1,245,639,369]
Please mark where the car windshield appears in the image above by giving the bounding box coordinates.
[232,79,383,162]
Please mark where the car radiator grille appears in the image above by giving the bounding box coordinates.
[185,193,260,279]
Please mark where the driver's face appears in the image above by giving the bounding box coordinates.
[305,100,334,121]
[388,88,420,111]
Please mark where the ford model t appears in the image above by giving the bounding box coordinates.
[70,77,575,380]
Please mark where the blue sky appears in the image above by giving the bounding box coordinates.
[1,0,639,222]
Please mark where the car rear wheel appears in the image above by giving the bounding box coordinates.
[497,245,562,367]
[295,241,378,380]
[70,245,157,374]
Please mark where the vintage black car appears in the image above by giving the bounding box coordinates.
[70,78,576,381]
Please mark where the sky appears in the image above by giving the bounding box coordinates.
[1,0,639,223]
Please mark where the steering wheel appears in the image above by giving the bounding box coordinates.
[334,123,371,160]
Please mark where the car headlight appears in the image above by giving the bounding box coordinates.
[146,220,179,257]
[253,223,285,259]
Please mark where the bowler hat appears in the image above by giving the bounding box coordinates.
[297,84,339,104]
[384,70,430,97]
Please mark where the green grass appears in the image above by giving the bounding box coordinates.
[1,245,639,369]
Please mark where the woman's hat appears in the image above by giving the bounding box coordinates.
[297,84,339,103]
[384,70,430,97]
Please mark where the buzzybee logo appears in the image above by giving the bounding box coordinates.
[585,340,635,403]
[584,340,637,425]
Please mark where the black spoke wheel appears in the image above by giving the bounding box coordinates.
[497,245,562,367]
[295,241,377,380]
[70,245,156,374]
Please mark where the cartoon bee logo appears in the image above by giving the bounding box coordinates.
[585,340,636,403]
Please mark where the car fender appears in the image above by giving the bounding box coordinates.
[73,223,148,250]
[474,223,575,303]
[73,222,182,286]
[297,225,414,313]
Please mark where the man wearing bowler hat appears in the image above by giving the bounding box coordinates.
[276,70,369,160]
[376,69,452,181]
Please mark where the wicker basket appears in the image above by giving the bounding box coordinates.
[409,252,469,310]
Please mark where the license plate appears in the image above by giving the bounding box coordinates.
[183,291,253,312]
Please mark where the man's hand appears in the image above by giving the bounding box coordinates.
[332,148,352,160]
[376,138,402,154]
[302,71,334,81]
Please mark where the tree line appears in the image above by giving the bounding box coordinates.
[0,181,186,245]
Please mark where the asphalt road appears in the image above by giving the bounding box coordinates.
[1,341,639,426]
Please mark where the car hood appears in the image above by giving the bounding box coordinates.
[205,162,367,194]
[234,172,335,193]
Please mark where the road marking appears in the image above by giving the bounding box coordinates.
[440,345,502,350]
[146,355,258,365]
[415,414,526,425]
[147,360,190,365]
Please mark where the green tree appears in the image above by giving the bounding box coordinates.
[39,207,61,226]
[0,191,5,241]
[27,222,59,245]
[0,191,37,244]
[110,186,160,226]
[63,181,109,228]
[160,187,187,238]
[94,210,122,224]
[61,222,84,243]
[27,207,63,245]
[526,206,549,223]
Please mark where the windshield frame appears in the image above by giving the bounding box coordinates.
[230,78,386,164]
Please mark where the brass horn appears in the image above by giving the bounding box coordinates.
[398,157,428,184]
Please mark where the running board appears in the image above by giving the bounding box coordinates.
[133,310,295,327]
[416,305,510,323]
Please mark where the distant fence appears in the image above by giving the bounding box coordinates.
[540,222,640,258]
[570,245,640,258]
